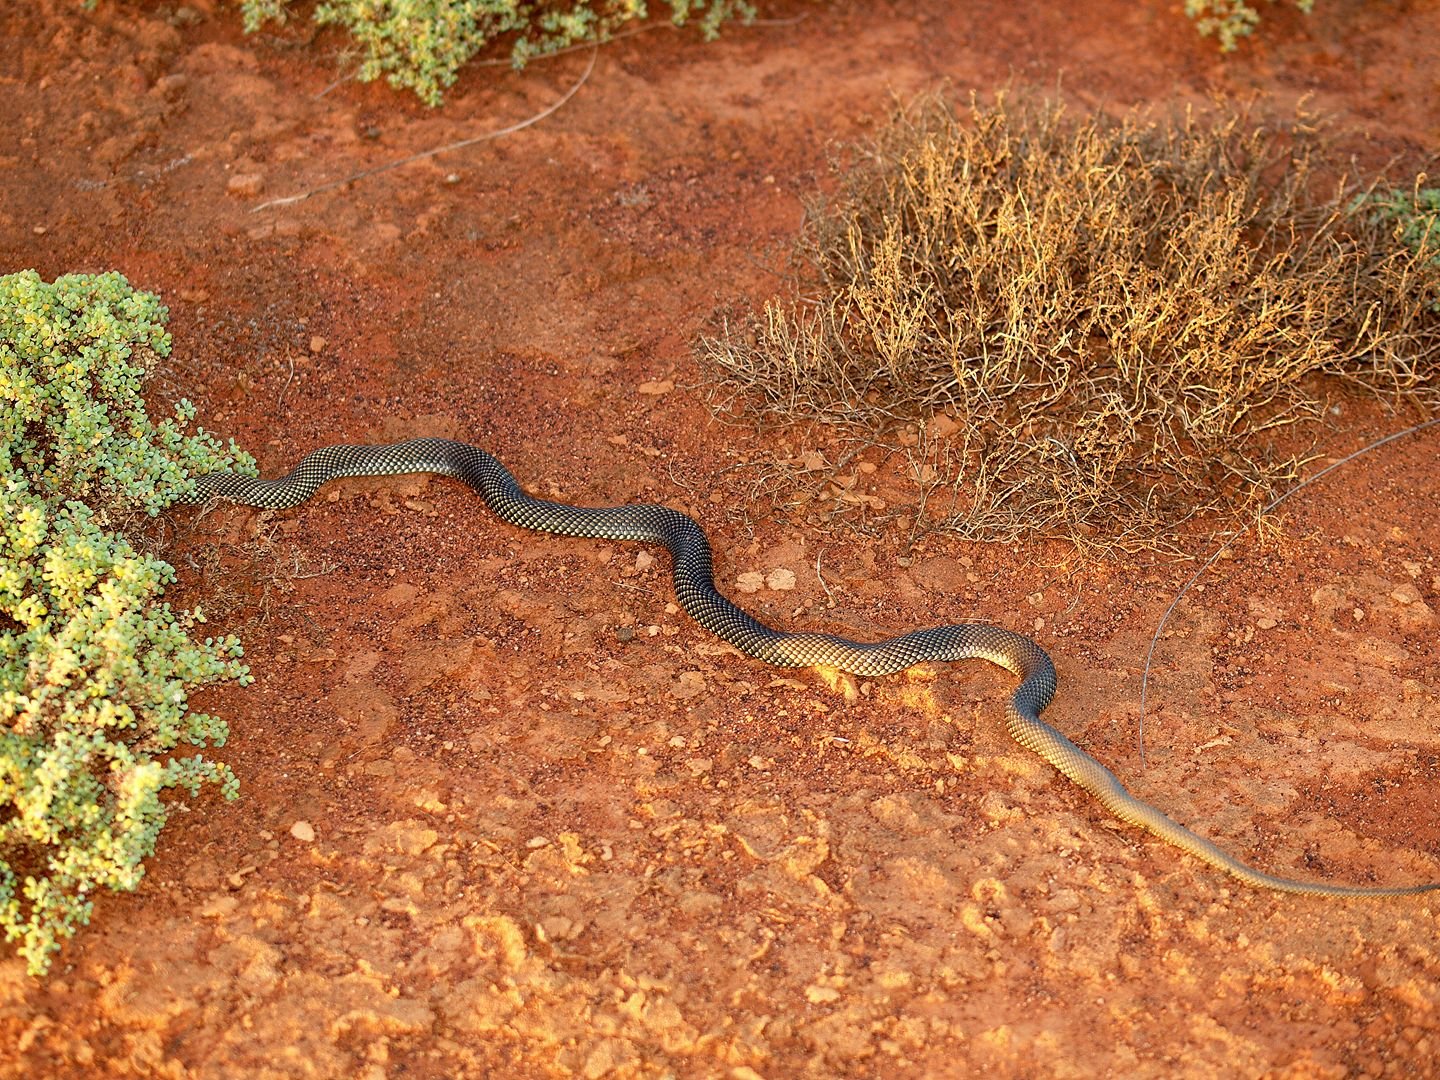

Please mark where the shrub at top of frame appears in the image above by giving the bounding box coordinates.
[236,0,757,106]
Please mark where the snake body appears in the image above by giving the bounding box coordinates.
[188,437,1437,897]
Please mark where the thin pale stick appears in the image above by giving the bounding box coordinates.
[253,46,597,213]
[1138,415,1440,766]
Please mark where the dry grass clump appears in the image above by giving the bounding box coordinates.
[700,94,1440,548]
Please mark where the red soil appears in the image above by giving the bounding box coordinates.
[2,1,1438,1075]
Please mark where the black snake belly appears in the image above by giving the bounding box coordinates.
[185,437,1437,898]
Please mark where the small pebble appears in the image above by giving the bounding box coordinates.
[766,568,796,591]
[226,172,265,197]
[736,571,765,594]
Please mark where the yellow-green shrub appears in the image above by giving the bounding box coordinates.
[0,270,254,975]
[1185,0,1314,51]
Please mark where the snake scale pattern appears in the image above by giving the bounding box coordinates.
[187,437,1437,898]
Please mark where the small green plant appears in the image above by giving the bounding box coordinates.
[237,0,756,106]
[1355,183,1440,311]
[0,270,255,975]
[1360,184,1440,260]
[1185,0,1314,50]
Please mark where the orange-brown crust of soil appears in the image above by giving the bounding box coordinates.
[2,1,1438,1076]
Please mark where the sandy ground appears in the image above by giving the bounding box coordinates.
[2,0,1439,1076]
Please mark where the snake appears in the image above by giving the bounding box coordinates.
[186,437,1438,898]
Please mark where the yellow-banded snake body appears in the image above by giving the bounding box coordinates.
[185,437,1438,898]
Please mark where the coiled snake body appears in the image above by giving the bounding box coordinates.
[188,438,1437,898]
